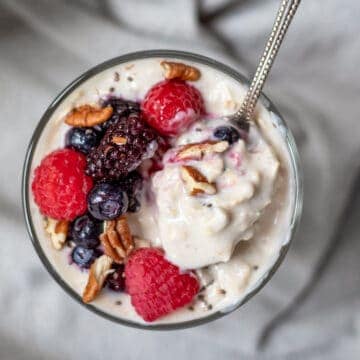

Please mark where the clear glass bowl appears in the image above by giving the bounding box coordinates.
[22,50,303,330]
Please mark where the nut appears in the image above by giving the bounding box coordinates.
[64,104,113,127]
[181,165,216,196]
[82,255,113,303]
[45,218,69,250]
[161,61,201,81]
[100,215,134,263]
[176,141,229,161]
[112,136,127,145]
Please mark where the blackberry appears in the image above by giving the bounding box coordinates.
[86,110,158,180]
[96,97,141,132]
[106,265,125,292]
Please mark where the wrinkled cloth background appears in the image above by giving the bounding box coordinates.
[1,0,360,359]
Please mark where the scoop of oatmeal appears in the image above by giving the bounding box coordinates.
[149,119,279,269]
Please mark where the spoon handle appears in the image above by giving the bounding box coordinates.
[238,0,301,122]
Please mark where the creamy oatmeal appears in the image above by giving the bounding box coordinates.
[28,57,295,325]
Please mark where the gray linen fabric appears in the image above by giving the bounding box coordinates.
[0,0,359,359]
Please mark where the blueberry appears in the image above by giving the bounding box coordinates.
[213,126,241,144]
[127,196,141,213]
[117,172,143,213]
[106,265,125,292]
[70,214,102,249]
[65,127,101,154]
[71,246,101,268]
[87,182,128,220]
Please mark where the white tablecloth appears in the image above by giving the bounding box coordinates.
[1,1,359,359]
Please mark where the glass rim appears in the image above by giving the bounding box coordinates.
[22,49,303,330]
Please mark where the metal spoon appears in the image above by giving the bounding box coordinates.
[229,0,301,128]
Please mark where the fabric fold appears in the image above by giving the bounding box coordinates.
[1,0,359,358]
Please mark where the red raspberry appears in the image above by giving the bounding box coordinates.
[125,248,199,322]
[141,79,205,136]
[32,149,93,220]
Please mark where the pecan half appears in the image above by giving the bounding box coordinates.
[181,165,216,196]
[64,104,113,127]
[161,61,201,81]
[100,215,134,263]
[45,218,69,250]
[176,141,229,161]
[82,255,113,303]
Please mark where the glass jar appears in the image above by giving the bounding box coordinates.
[22,50,303,329]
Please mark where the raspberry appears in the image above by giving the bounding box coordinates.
[32,149,93,220]
[86,109,158,180]
[125,248,199,322]
[141,79,205,136]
